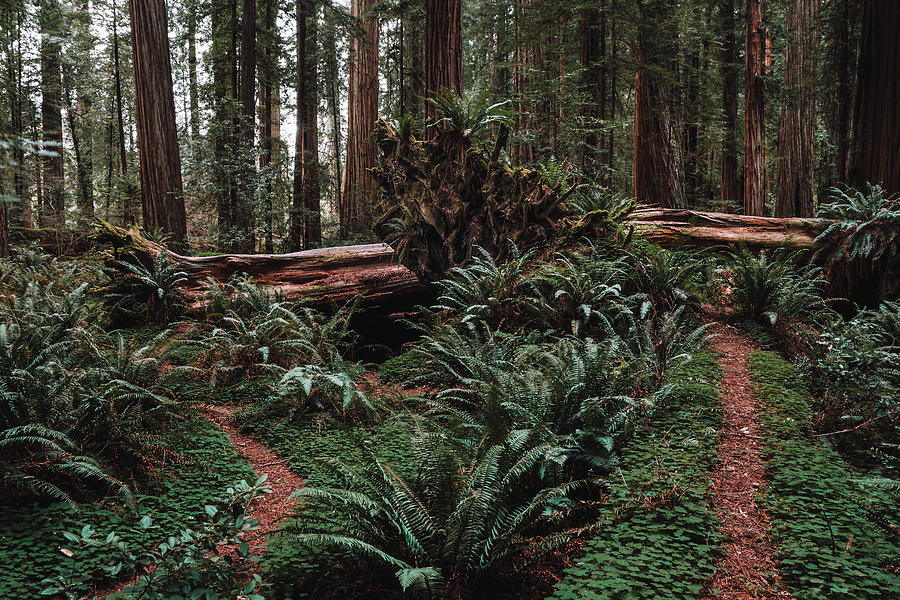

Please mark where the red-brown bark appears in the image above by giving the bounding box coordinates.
[129,0,187,244]
[775,0,819,217]
[848,0,900,195]
[341,0,379,237]
[744,0,766,216]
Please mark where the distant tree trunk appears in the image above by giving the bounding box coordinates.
[232,0,257,252]
[425,0,462,126]
[302,9,321,249]
[129,0,187,244]
[720,0,740,209]
[289,0,307,252]
[580,4,606,176]
[833,0,852,183]
[75,0,94,220]
[6,4,30,228]
[187,2,200,140]
[401,0,424,118]
[775,0,819,217]
[341,0,378,238]
[744,0,766,215]
[633,0,685,209]
[258,0,274,253]
[40,0,64,226]
[324,15,343,221]
[63,71,93,223]
[848,0,900,195]
[112,0,130,225]
[211,0,233,249]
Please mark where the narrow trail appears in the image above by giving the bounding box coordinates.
[703,323,793,600]
[202,404,304,559]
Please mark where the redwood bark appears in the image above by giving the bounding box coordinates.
[129,0,186,244]
[775,0,819,217]
[633,0,685,209]
[341,0,378,237]
[580,4,606,174]
[425,0,462,124]
[258,0,275,253]
[40,0,64,225]
[289,1,307,252]
[848,0,900,195]
[302,10,322,249]
[187,3,200,140]
[744,0,766,215]
[233,0,257,253]
[720,0,740,208]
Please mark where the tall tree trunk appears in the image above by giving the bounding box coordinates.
[40,0,64,226]
[129,0,187,244]
[832,0,852,183]
[258,0,274,253]
[112,0,130,224]
[633,0,685,209]
[64,71,93,223]
[775,0,819,217]
[401,0,424,118]
[232,0,257,252]
[424,0,462,126]
[211,0,233,249]
[720,0,740,209]
[341,0,378,238]
[848,0,900,195]
[74,0,93,221]
[302,8,321,249]
[187,1,200,140]
[580,3,606,176]
[744,0,766,215]
[289,0,307,252]
[6,3,30,227]
[324,14,343,222]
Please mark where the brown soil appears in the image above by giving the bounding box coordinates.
[202,404,304,559]
[703,323,793,599]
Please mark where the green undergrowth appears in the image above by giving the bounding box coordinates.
[247,417,416,598]
[548,351,723,600]
[749,351,900,599]
[0,417,254,598]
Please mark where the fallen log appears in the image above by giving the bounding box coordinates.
[94,209,836,311]
[93,221,427,311]
[628,207,830,250]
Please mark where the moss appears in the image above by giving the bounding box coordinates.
[749,350,900,599]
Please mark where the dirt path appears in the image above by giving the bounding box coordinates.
[703,323,793,600]
[202,404,303,559]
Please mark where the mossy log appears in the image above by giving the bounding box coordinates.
[629,207,830,249]
[93,221,426,310]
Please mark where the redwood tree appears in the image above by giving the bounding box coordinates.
[233,0,256,253]
[720,0,740,208]
[633,0,685,209]
[341,0,378,237]
[129,0,186,244]
[744,0,766,215]
[775,0,819,217]
[580,3,606,175]
[425,0,462,124]
[848,0,900,195]
[40,0,64,225]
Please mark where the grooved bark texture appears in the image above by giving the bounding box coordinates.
[233,0,256,253]
[129,0,186,244]
[720,0,740,207]
[40,0,64,223]
[849,0,900,195]
[425,0,462,118]
[633,0,685,209]
[744,0,766,216]
[580,5,605,173]
[341,0,378,237]
[775,0,819,217]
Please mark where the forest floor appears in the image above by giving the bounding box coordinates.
[703,323,793,600]
[202,405,304,561]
